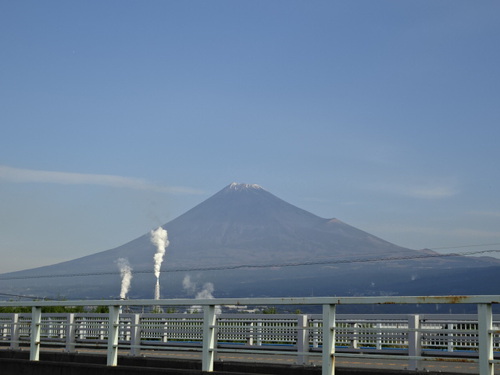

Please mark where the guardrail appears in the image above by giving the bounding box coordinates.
[0,296,499,375]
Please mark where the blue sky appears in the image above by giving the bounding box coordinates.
[1,1,499,274]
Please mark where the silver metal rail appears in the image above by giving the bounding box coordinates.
[0,295,499,375]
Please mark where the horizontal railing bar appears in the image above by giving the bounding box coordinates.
[1,295,500,308]
[334,352,479,363]
[131,343,203,352]
[214,347,321,356]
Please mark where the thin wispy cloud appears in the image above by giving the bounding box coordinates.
[368,180,458,199]
[404,185,458,199]
[0,165,203,195]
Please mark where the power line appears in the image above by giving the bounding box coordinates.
[429,243,500,250]
[0,248,498,282]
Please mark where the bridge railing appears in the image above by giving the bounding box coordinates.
[0,296,499,375]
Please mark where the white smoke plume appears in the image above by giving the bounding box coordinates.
[182,275,197,294]
[150,226,169,300]
[116,258,133,299]
[182,275,214,299]
[196,282,215,299]
[183,275,220,314]
[196,282,221,314]
[151,226,169,278]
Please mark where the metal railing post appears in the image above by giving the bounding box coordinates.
[65,313,76,352]
[10,313,19,350]
[256,320,262,346]
[478,303,494,375]
[79,316,86,340]
[376,322,382,350]
[130,313,141,356]
[322,304,336,375]
[247,321,254,346]
[313,320,319,348]
[58,317,65,339]
[408,314,421,371]
[47,317,53,338]
[30,306,42,361]
[447,323,455,352]
[202,304,216,372]
[351,322,359,349]
[99,319,106,340]
[296,314,309,365]
[162,319,168,343]
[107,305,120,366]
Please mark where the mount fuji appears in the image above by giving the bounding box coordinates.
[1,183,499,306]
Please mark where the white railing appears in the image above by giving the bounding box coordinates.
[3,314,414,349]
[0,296,499,375]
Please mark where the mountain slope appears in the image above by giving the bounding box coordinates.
[0,183,497,301]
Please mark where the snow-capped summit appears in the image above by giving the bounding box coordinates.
[227,182,263,191]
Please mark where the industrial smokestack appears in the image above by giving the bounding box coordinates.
[154,279,160,300]
[150,226,169,300]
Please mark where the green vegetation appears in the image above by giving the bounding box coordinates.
[0,304,85,313]
[90,305,109,313]
[0,306,32,313]
[262,306,277,314]
[0,297,88,313]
